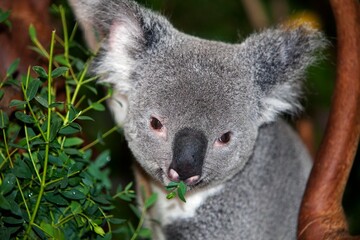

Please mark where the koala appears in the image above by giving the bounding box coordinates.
[69,0,326,239]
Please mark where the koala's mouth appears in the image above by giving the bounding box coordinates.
[167,168,201,186]
[158,167,203,187]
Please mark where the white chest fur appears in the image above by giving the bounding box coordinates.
[149,183,223,226]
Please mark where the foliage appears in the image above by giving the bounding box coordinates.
[0,8,11,28]
[0,6,157,240]
[166,181,187,203]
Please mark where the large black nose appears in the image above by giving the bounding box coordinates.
[169,128,207,185]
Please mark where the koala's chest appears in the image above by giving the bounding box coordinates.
[148,183,223,226]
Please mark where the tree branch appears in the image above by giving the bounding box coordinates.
[298,0,360,239]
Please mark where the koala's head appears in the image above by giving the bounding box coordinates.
[70,0,326,189]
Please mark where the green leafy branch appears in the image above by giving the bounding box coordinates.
[0,8,11,28]
[0,5,125,240]
[166,181,188,202]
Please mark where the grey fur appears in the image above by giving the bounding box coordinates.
[69,0,326,239]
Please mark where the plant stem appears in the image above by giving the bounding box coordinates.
[44,170,80,187]
[16,178,31,220]
[80,92,111,115]
[24,30,56,239]
[81,125,120,151]
[1,129,13,168]
[24,125,41,182]
[0,149,17,171]
[130,205,147,240]
[23,67,46,140]
[70,63,89,105]
[59,5,72,105]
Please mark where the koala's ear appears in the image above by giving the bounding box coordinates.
[69,0,173,83]
[69,0,173,124]
[241,25,327,123]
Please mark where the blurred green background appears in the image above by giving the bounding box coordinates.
[62,0,359,237]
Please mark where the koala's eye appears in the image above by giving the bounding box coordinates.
[150,117,163,130]
[217,132,231,144]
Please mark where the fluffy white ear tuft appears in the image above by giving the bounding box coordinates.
[96,19,142,91]
[259,82,302,123]
[95,20,143,125]
[107,92,129,126]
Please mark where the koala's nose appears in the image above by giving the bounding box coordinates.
[168,168,200,185]
[170,128,207,186]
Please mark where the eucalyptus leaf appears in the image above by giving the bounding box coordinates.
[166,192,176,200]
[92,195,111,205]
[61,189,86,200]
[177,181,187,203]
[54,54,69,66]
[109,218,126,225]
[144,193,157,208]
[165,181,179,190]
[64,148,82,156]
[96,131,105,145]
[129,204,141,218]
[0,173,16,195]
[59,122,82,135]
[138,228,152,238]
[6,58,20,77]
[100,205,115,211]
[4,79,19,87]
[3,216,24,225]
[68,105,79,122]
[33,224,47,239]
[8,199,23,216]
[85,203,99,216]
[32,66,48,78]
[12,159,32,179]
[100,233,112,240]
[29,46,47,58]
[91,102,105,111]
[26,79,42,101]
[85,85,98,95]
[94,150,110,168]
[68,177,81,187]
[51,66,68,78]
[0,89,4,101]
[29,24,37,41]
[0,110,9,129]
[124,182,133,192]
[9,99,26,109]
[44,193,69,206]
[93,224,105,237]
[77,115,94,121]
[35,95,48,108]
[60,178,68,189]
[0,10,10,23]
[118,195,134,202]
[40,222,64,239]
[49,115,62,141]
[48,102,64,108]
[2,226,21,238]
[15,111,35,124]
[70,201,83,215]
[0,194,11,210]
[48,155,63,166]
